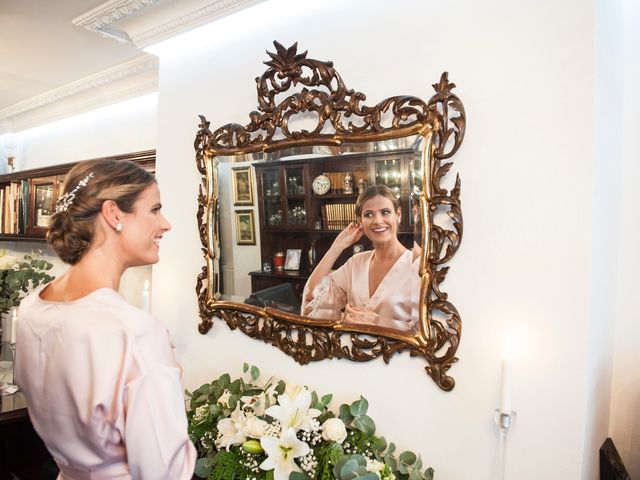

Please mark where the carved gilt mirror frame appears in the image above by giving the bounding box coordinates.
[194,42,466,391]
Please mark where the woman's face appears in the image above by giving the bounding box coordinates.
[120,183,171,267]
[359,195,400,244]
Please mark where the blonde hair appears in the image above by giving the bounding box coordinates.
[47,159,155,264]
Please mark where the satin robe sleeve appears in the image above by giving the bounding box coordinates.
[124,324,197,480]
[301,252,367,319]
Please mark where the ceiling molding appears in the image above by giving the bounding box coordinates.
[73,0,264,48]
[72,0,160,32]
[0,54,158,134]
[131,0,263,47]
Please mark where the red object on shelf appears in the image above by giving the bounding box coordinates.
[273,251,285,271]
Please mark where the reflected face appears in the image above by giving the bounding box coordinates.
[121,183,171,266]
[360,195,401,244]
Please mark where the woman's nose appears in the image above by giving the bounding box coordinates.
[161,214,172,231]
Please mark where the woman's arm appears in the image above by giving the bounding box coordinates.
[303,222,363,308]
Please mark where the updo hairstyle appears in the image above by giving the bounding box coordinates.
[354,184,400,218]
[47,159,155,265]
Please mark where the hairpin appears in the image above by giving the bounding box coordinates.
[56,172,94,213]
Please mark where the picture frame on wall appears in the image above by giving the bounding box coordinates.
[284,249,302,271]
[235,210,256,245]
[232,166,254,206]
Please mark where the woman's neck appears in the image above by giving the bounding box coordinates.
[372,238,406,262]
[48,247,125,301]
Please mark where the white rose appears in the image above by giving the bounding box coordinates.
[0,255,17,270]
[193,405,209,423]
[243,415,269,438]
[321,417,347,444]
[366,457,385,473]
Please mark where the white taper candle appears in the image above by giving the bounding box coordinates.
[499,356,512,414]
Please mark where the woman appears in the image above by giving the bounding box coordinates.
[15,160,196,479]
[302,185,419,332]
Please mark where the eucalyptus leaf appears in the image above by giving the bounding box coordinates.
[321,393,333,405]
[399,451,417,466]
[289,472,310,480]
[349,397,369,417]
[250,365,260,380]
[353,415,375,435]
[339,404,354,423]
[194,457,212,478]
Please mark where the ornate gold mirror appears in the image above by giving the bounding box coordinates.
[195,42,465,390]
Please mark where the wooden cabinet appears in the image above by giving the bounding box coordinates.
[0,150,155,242]
[253,149,419,285]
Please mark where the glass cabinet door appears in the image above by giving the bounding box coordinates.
[260,168,282,226]
[284,166,306,226]
[373,159,401,197]
[34,183,55,228]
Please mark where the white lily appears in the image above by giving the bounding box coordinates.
[265,387,321,431]
[259,428,310,480]
[241,392,267,416]
[216,404,246,450]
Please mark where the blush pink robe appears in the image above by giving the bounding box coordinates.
[302,249,419,332]
[15,286,196,480]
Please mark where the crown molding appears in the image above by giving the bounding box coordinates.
[73,0,264,48]
[72,0,160,33]
[131,0,263,47]
[0,55,158,134]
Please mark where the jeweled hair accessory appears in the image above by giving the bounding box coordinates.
[55,172,94,213]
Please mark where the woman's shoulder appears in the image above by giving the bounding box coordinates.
[22,286,159,339]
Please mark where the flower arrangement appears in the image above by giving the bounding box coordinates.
[187,364,434,480]
[0,250,54,314]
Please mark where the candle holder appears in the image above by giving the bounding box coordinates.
[494,409,517,480]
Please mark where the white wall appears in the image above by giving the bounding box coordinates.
[218,161,260,299]
[150,1,610,478]
[609,0,640,476]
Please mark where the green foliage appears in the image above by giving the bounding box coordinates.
[333,455,378,480]
[187,364,435,480]
[0,250,54,313]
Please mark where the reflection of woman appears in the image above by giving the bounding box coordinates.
[15,160,196,479]
[302,185,419,332]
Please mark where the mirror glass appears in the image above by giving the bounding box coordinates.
[215,136,424,333]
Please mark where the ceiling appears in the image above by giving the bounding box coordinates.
[0,0,262,133]
[0,0,144,111]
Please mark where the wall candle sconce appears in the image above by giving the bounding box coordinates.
[495,354,516,480]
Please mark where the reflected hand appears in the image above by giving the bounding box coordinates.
[332,222,364,251]
[343,304,381,324]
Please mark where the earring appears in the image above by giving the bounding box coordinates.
[115,223,123,233]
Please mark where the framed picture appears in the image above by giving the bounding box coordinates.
[285,249,302,271]
[232,166,254,206]
[235,210,256,245]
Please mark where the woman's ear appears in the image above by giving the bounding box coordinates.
[100,200,122,231]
